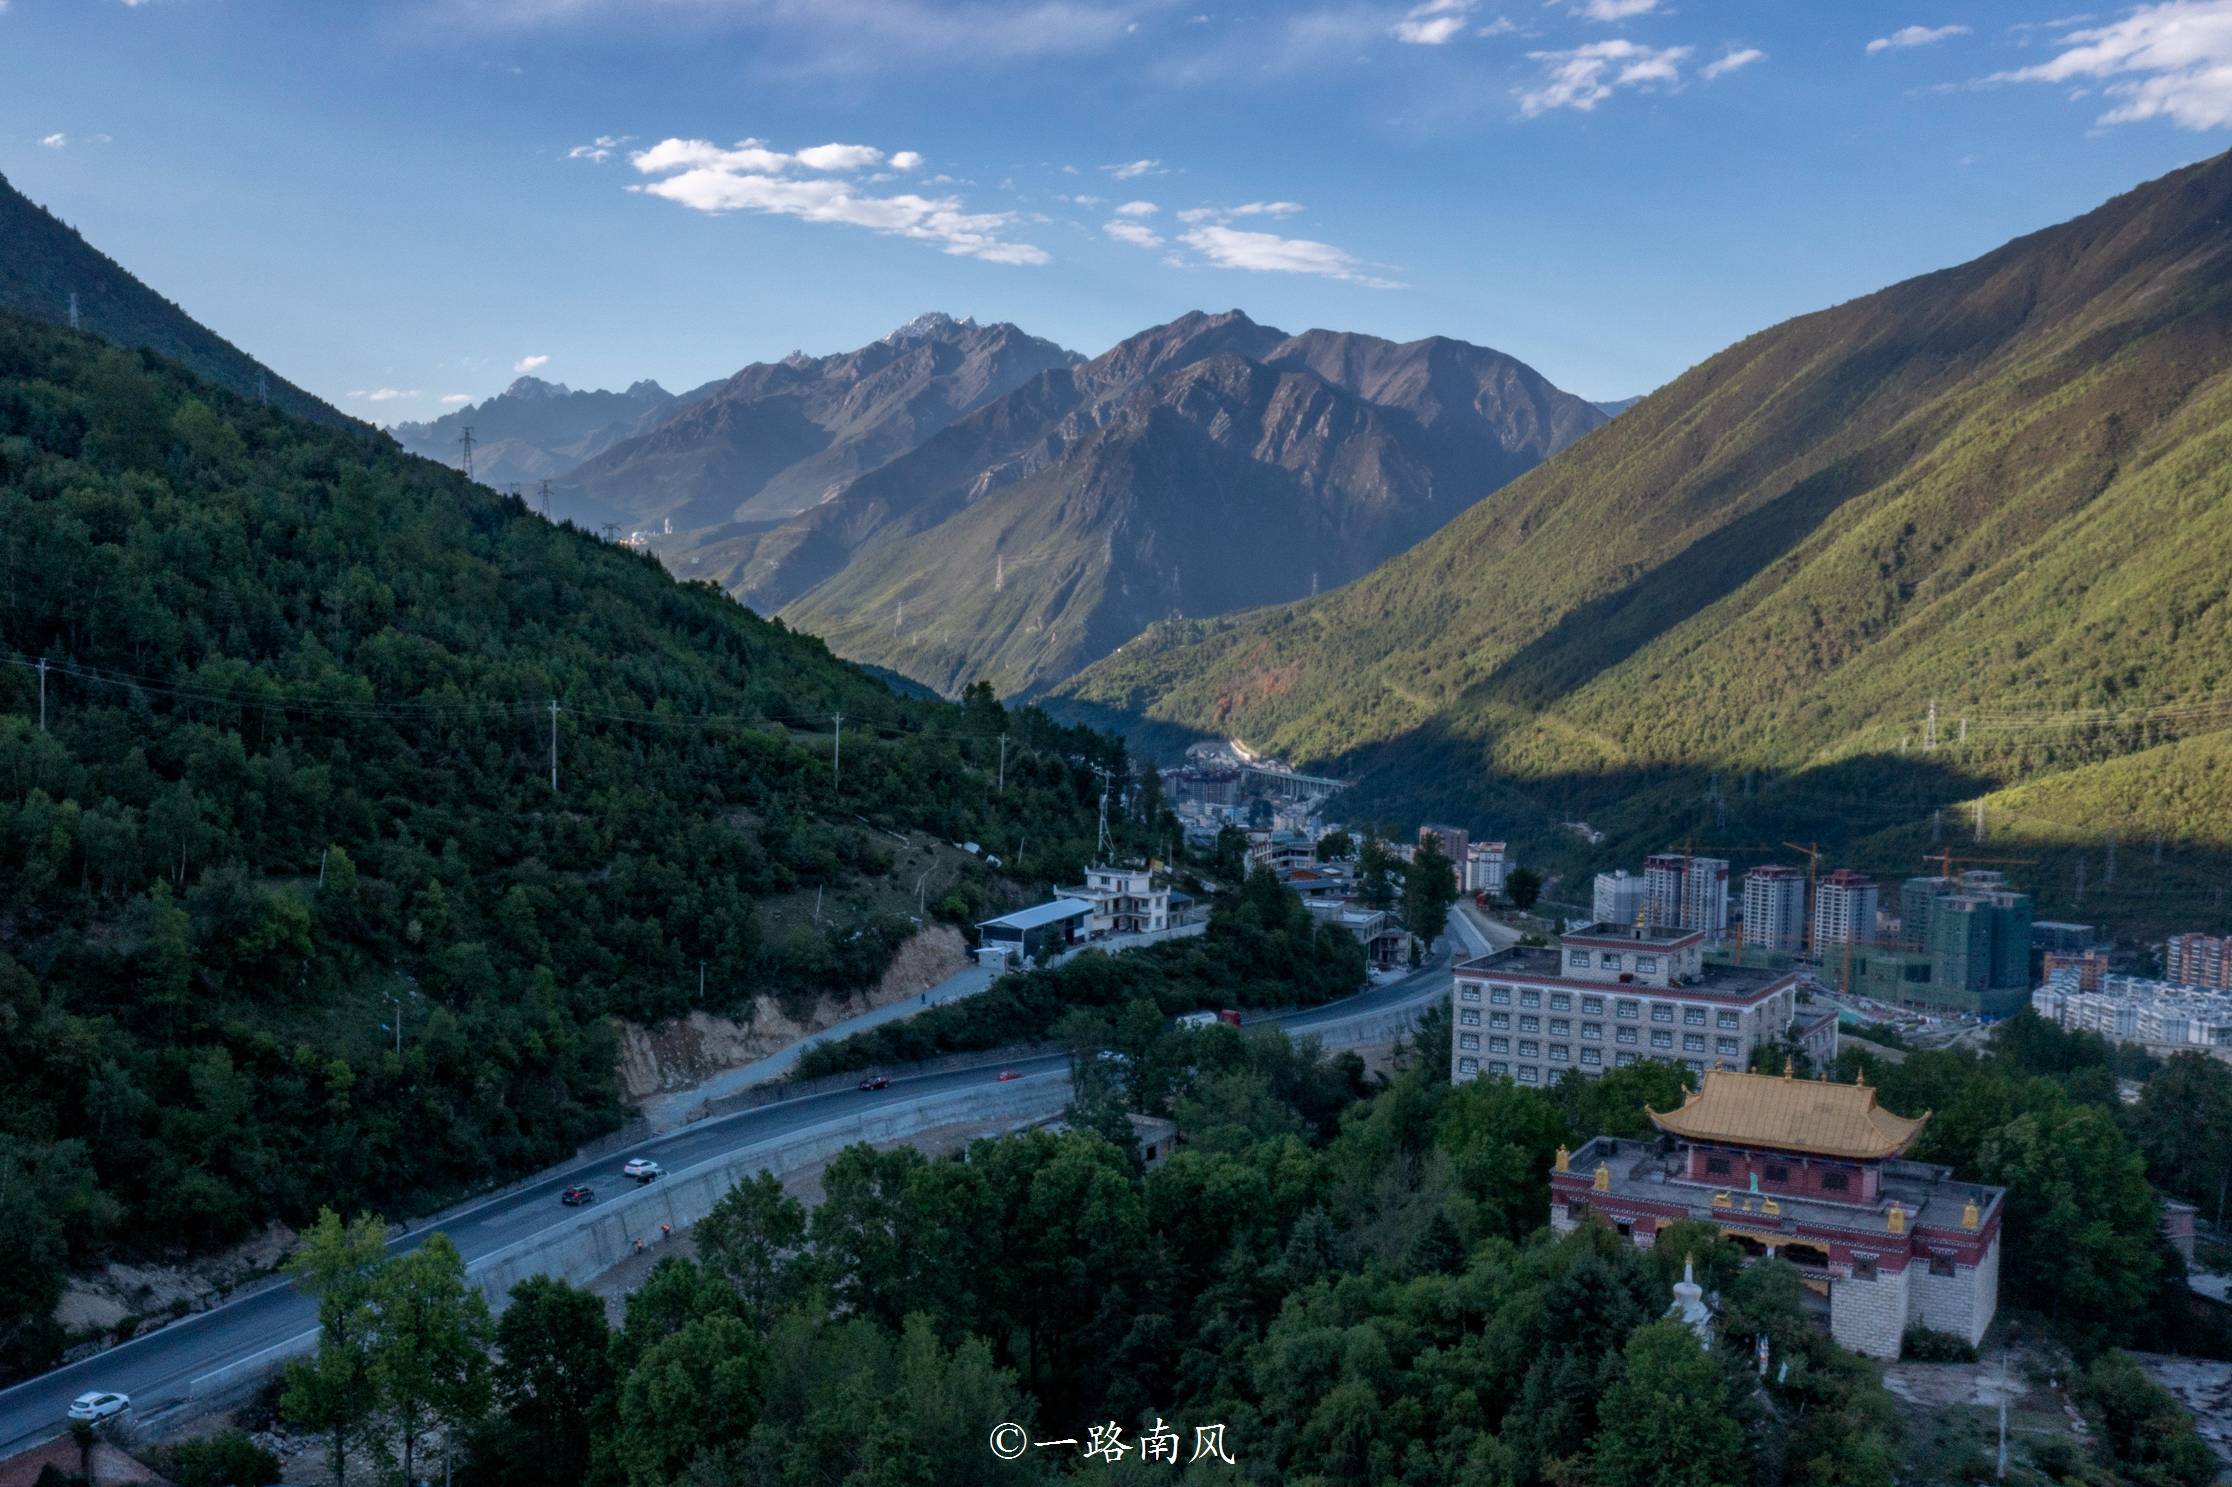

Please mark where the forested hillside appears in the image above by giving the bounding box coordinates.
[0,171,349,428]
[1059,151,2232,934]
[0,312,1123,1373]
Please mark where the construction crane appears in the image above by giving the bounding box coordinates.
[1919,850,2036,882]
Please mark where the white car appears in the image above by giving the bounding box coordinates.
[621,1158,663,1183]
[67,1390,130,1423]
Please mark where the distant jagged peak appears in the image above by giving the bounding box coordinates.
[623,377,672,399]
[885,310,980,344]
[503,374,574,399]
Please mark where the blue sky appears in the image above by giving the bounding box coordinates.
[7,1,2232,421]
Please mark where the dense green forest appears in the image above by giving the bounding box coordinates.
[0,312,1131,1374]
[254,1008,2227,1487]
[1056,150,2232,938]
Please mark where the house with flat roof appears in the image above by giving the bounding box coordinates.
[1552,1066,2005,1359]
[1451,921,1836,1089]
[976,897,1094,967]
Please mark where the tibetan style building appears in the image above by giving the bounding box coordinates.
[1551,1066,2005,1359]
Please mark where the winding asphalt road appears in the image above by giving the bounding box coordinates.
[0,928,1479,1455]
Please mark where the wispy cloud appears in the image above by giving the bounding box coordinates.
[1394,0,1471,46]
[1104,218,1166,247]
[1103,158,1166,179]
[514,354,551,373]
[1176,200,1304,223]
[1990,3,2232,129]
[440,393,474,406]
[1866,23,1970,54]
[1112,199,1160,216]
[1576,0,1658,18]
[629,135,1049,265]
[1701,46,1765,79]
[1519,39,1692,114]
[349,387,420,402]
[39,132,67,149]
[567,133,629,162]
[1178,223,1399,287]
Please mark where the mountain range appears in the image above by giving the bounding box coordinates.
[555,312,1082,532]
[696,309,1605,694]
[0,170,350,427]
[389,375,717,494]
[1055,148,2232,935]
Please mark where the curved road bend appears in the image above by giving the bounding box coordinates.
[0,932,1481,1453]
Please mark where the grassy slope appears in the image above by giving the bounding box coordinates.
[1058,152,2232,930]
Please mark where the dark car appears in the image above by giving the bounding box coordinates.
[858,1075,891,1091]
[561,1185,595,1206]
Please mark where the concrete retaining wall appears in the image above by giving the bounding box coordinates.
[469,1079,1069,1308]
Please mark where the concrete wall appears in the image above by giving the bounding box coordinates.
[1830,1264,1911,1360]
[1908,1236,1999,1347]
[469,1079,1068,1308]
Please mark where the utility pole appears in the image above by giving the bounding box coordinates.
[458,425,476,480]
[1093,765,1114,863]
[831,712,843,787]
[548,699,560,792]
[1974,798,1986,842]
[997,735,1008,792]
[698,961,706,1003]
[387,993,402,1057]
[35,657,47,733]
[1924,699,1938,752]
[67,291,80,332]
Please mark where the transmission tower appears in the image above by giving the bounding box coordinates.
[256,371,269,406]
[1924,700,1938,752]
[457,425,476,480]
[538,480,552,519]
[67,291,80,332]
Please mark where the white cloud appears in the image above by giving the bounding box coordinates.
[568,133,628,162]
[629,135,1049,265]
[1519,39,1692,114]
[1059,192,1105,206]
[1394,0,1471,45]
[1701,46,1765,79]
[1229,199,1304,216]
[349,388,419,403]
[1104,219,1166,247]
[794,142,885,170]
[440,393,474,406]
[1479,15,1518,35]
[39,132,66,149]
[514,354,551,373]
[1178,223,1399,287]
[1104,158,1165,178]
[1577,0,1658,18]
[1992,3,2232,129]
[1866,23,1971,53]
[889,150,924,170]
[1113,199,1159,216]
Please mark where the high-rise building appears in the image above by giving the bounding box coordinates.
[1742,865,1807,953]
[2042,949,2111,994]
[1465,841,1509,896]
[2165,933,2231,990]
[1900,876,1954,950]
[1593,870,1647,927]
[1812,870,1880,949]
[1644,853,1730,939]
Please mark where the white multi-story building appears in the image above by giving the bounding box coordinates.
[1593,870,1648,927]
[1466,841,1510,896]
[1645,854,1730,939]
[1450,921,1836,1089]
[2033,972,2232,1051]
[1743,865,1808,953]
[1056,865,1170,938]
[1812,869,1879,949]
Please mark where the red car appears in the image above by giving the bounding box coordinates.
[996,1070,1021,1082]
[560,1186,595,1206]
[858,1075,891,1091]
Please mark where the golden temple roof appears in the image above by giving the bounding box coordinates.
[1647,1067,1929,1160]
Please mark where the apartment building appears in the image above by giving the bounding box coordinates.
[1644,853,1731,939]
[1812,870,1880,949]
[1743,865,1808,953]
[1465,841,1510,896]
[2033,973,2232,1052]
[1450,921,1834,1089]
[1594,870,1648,927]
[2165,933,2232,990]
